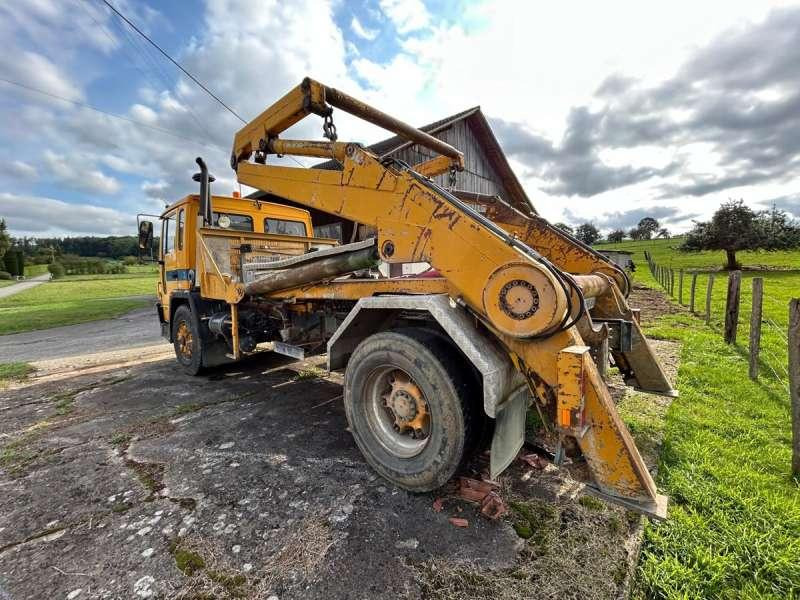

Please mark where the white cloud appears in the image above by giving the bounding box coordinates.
[379,0,430,34]
[43,151,120,195]
[0,160,38,181]
[2,0,799,238]
[0,193,134,236]
[351,15,379,40]
[0,50,83,102]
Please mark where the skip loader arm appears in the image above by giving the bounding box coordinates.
[232,79,669,517]
[486,202,674,396]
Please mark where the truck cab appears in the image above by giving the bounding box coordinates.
[139,180,345,375]
[156,193,316,323]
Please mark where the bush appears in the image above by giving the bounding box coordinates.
[122,255,139,266]
[0,271,11,280]
[47,263,65,279]
[58,255,127,275]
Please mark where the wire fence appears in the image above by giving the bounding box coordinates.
[643,251,800,476]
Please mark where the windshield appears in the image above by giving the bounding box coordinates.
[213,212,253,232]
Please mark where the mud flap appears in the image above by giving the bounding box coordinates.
[489,386,529,479]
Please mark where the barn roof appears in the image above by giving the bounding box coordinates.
[313,107,535,215]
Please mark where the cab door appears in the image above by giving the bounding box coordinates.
[162,206,191,298]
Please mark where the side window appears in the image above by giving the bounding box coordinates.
[265,218,307,237]
[213,212,253,232]
[163,213,176,255]
[177,209,185,250]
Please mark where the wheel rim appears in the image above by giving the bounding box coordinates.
[175,321,193,361]
[364,366,431,458]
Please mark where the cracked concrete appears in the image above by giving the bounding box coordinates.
[0,354,523,599]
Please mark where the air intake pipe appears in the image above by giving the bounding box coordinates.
[192,157,215,227]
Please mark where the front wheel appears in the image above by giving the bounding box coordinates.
[172,304,204,375]
[343,328,478,492]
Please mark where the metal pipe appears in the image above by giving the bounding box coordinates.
[267,139,349,160]
[245,246,379,295]
[193,157,215,226]
[574,274,611,298]
[323,85,465,169]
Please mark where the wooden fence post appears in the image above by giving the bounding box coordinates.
[724,271,742,343]
[670,269,675,296]
[748,278,763,380]
[689,273,698,313]
[678,270,684,305]
[705,273,715,325]
[790,299,800,478]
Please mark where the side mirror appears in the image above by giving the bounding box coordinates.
[138,220,154,256]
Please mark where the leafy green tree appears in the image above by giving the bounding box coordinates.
[607,229,625,243]
[635,217,660,240]
[681,200,800,269]
[657,227,670,239]
[0,219,10,261]
[629,226,645,240]
[575,222,600,245]
[553,222,574,235]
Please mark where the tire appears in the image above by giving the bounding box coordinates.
[343,327,478,492]
[172,304,204,376]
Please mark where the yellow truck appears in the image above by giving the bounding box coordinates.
[138,78,675,518]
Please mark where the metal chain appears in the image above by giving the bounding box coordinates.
[448,165,457,189]
[323,112,338,142]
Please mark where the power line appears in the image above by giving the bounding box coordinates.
[75,0,215,145]
[99,0,246,124]
[0,76,225,151]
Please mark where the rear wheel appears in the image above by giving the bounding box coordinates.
[344,328,478,492]
[172,304,204,375]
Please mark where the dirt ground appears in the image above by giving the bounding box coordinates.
[0,289,680,600]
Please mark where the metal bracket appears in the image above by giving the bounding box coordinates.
[593,318,633,352]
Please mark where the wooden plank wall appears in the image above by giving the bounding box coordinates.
[387,120,516,203]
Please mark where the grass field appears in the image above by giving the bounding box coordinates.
[610,239,800,599]
[0,280,15,288]
[0,271,157,335]
[598,237,797,388]
[596,236,799,271]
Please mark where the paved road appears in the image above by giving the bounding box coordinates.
[0,273,50,299]
[0,303,166,363]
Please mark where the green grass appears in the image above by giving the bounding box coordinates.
[596,236,800,271]
[602,238,797,389]
[0,362,35,385]
[0,280,15,288]
[0,273,157,335]
[618,242,800,599]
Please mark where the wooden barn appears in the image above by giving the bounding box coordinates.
[250,106,535,273]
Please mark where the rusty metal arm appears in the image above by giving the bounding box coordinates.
[231,77,465,170]
[412,155,457,179]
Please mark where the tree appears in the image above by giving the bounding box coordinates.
[575,223,600,245]
[0,219,9,261]
[635,217,660,240]
[681,200,800,269]
[629,226,645,240]
[553,222,574,235]
[657,227,670,239]
[607,229,625,243]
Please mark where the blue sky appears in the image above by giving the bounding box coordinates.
[1,0,798,238]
